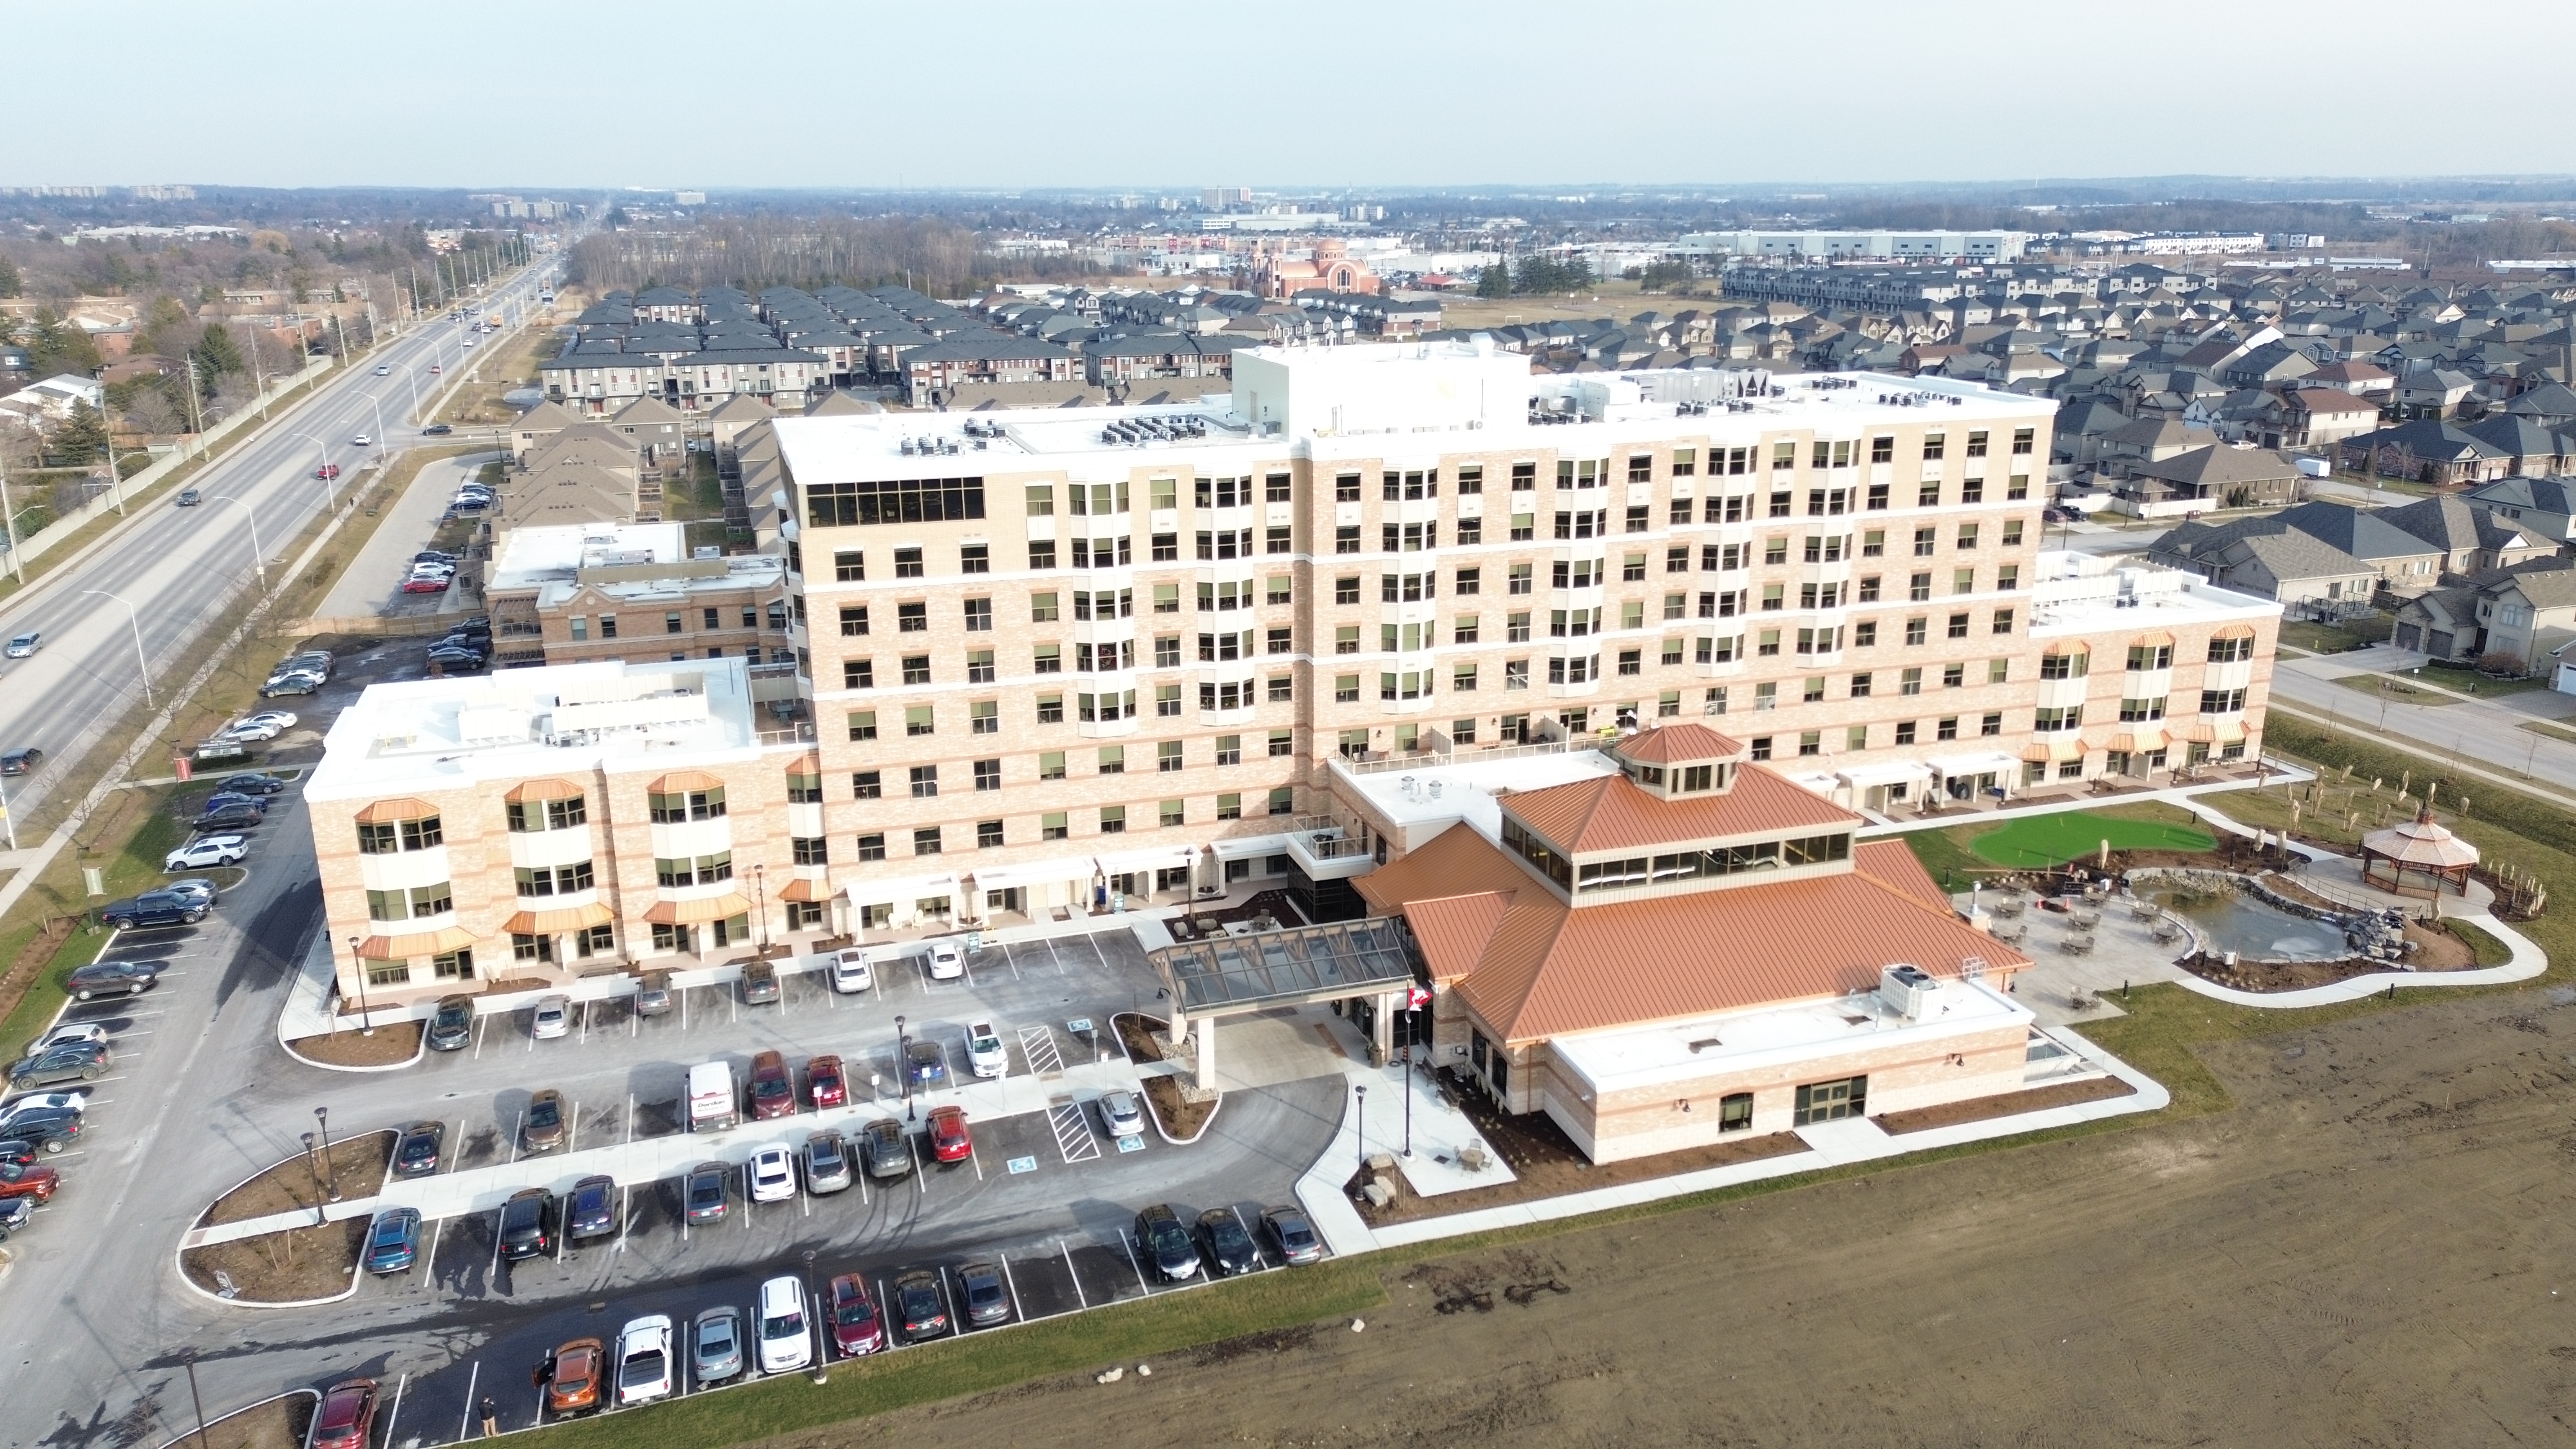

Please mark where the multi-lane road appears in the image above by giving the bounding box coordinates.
[0,259,559,828]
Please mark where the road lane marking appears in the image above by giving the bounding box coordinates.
[1061,1238,1086,1307]
[456,1361,479,1444]
[1121,1233,1149,1294]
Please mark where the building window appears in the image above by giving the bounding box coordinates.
[856,833,886,862]
[902,655,931,685]
[833,549,865,582]
[792,836,828,865]
[976,820,1004,849]
[894,547,924,578]
[961,543,990,574]
[844,658,875,690]
[909,764,939,798]
[914,827,942,857]
[1041,811,1069,841]
[1099,806,1127,835]
[1793,1076,1866,1125]
[1719,1092,1754,1132]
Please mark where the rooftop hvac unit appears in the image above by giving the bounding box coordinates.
[1877,962,1944,1019]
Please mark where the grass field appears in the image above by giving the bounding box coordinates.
[2277,612,2394,654]
[1965,808,2217,867]
[2331,672,2459,706]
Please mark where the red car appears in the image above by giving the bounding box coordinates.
[828,1273,884,1357]
[428,363,442,374]
[926,1105,971,1163]
[806,1054,846,1111]
[312,464,341,480]
[0,1161,58,1202]
[399,576,449,594]
[748,1049,794,1121]
[310,1378,378,1449]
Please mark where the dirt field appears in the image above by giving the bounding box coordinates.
[768,983,2576,1447]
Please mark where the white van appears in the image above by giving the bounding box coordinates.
[687,1061,737,1132]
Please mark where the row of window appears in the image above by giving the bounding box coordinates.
[848,790,1302,858]
[564,603,784,642]
[845,730,1298,798]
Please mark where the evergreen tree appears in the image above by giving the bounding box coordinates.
[1476,261,1511,298]
[27,310,101,375]
[52,401,109,467]
[193,321,246,377]
[0,252,19,298]
[1560,254,1595,292]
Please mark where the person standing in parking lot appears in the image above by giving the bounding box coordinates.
[479,1396,498,1437]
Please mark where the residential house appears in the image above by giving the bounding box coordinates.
[2114,444,2304,513]
[2148,520,2380,605]
[2463,475,2576,545]
[2338,420,2515,487]
[2263,388,2383,450]
[2391,562,2576,670]
[2373,492,2557,576]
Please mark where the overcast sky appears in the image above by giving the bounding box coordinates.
[12,0,2575,192]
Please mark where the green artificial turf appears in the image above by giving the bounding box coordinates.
[1967,810,2217,868]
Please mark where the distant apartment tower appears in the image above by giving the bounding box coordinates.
[1200,186,1253,211]
[1681,230,2031,262]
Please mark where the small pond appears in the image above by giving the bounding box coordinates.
[2150,887,2347,961]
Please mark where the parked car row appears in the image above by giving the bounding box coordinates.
[450,475,494,518]
[259,649,333,698]
[424,614,491,672]
[404,549,457,596]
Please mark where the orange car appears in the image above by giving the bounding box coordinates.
[539,1336,604,1416]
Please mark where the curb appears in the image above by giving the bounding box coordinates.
[155,1390,320,1449]
[279,1024,427,1074]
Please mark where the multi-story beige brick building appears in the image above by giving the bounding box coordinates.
[770,343,2279,931]
[305,345,2282,1012]
[483,522,797,679]
[305,660,821,1010]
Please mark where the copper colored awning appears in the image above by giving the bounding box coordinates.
[357,923,478,958]
[643,891,752,925]
[502,900,614,934]
[776,876,828,902]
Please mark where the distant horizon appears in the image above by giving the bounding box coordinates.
[17,175,2576,198]
[8,0,2570,190]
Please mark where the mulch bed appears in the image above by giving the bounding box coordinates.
[1348,1079,1803,1227]
[1873,1075,2136,1135]
[180,1218,368,1303]
[201,1130,394,1227]
[1112,1010,1166,1063]
[1141,1074,1217,1140]
[285,1019,422,1067]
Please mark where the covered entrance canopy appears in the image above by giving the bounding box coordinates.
[1146,916,1421,1088]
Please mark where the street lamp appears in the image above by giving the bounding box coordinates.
[314,1106,341,1201]
[299,1131,324,1211]
[803,1248,826,1384]
[207,496,267,592]
[78,589,153,709]
[1401,1042,1414,1159]
[348,934,374,1036]
[1354,1084,1368,1173]
[290,433,337,511]
[182,1348,212,1449]
[754,864,768,951]
[895,1014,908,1110]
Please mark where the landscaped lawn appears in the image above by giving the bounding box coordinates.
[1967,810,2217,867]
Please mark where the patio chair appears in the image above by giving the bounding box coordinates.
[2151,920,2183,944]
[2061,933,2096,956]
[2070,908,2103,929]
[1991,897,2025,920]
[1991,923,2025,945]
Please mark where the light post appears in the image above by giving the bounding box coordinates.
[207,496,267,591]
[314,1106,341,1201]
[1354,1084,1368,1173]
[1401,1041,1414,1159]
[365,393,389,458]
[79,590,153,709]
[299,1131,324,1211]
[754,864,769,951]
[182,1348,212,1449]
[804,1248,826,1383]
[895,1014,909,1112]
[290,432,337,511]
[348,934,374,1036]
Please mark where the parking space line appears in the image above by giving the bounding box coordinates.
[1019,1025,1064,1077]
[877,1277,896,1350]
[1233,1206,1267,1271]
[1121,1233,1148,1294]
[508,1112,522,1165]
[618,1185,633,1249]
[426,1215,445,1267]
[381,1374,408,1448]
[1061,1239,1087,1307]
[999,1256,1023,1323]
[471,1015,489,1059]
[1048,1101,1100,1164]
[457,1362,479,1444]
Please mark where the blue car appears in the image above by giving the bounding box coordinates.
[904,1039,947,1088]
[364,1207,421,1274]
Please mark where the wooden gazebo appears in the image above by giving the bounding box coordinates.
[2358,804,2479,898]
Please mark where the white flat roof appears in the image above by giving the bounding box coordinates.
[771,351,2052,484]
[1551,976,2031,1095]
[2026,551,2281,636]
[1335,746,1620,844]
[304,658,766,803]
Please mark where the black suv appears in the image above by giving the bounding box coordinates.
[67,960,159,999]
[192,802,264,831]
[99,893,204,929]
[0,1106,82,1154]
[498,1188,558,1260]
[219,773,289,797]
[7,1043,109,1088]
[426,995,475,1051]
[1135,1204,1200,1282]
